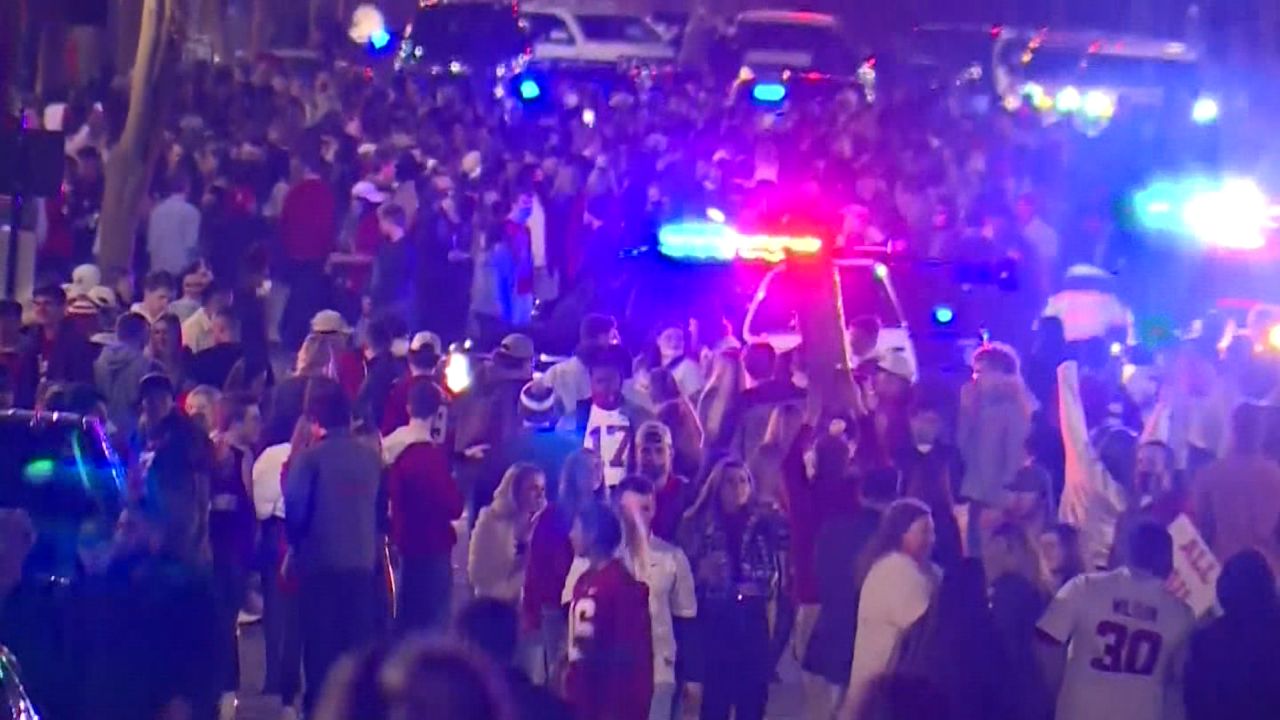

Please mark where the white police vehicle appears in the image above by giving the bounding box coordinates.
[742,257,919,381]
[521,7,674,70]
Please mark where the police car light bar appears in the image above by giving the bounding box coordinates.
[658,221,821,263]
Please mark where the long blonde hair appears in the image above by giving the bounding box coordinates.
[491,462,545,516]
[296,333,338,377]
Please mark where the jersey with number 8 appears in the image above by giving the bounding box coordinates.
[1038,567,1195,720]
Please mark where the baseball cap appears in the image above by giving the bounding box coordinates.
[636,421,672,447]
[877,351,914,382]
[519,380,560,427]
[310,309,350,334]
[496,333,535,362]
[351,180,387,204]
[409,331,442,355]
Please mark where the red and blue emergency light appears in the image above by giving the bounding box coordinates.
[658,221,821,263]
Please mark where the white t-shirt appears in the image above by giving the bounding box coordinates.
[562,536,697,685]
[584,404,633,488]
[847,552,938,707]
[543,356,591,416]
[1038,567,1194,720]
[251,443,291,520]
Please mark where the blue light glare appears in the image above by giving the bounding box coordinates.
[1134,176,1275,250]
[518,78,541,101]
[933,305,955,325]
[658,222,738,262]
[370,28,391,50]
[752,82,787,103]
[1191,96,1219,125]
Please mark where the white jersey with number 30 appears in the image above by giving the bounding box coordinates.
[1038,567,1195,720]
[584,404,632,488]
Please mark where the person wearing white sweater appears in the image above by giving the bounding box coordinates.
[468,463,549,602]
[838,499,940,720]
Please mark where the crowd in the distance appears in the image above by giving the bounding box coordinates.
[1,39,1280,720]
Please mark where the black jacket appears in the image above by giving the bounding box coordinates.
[803,505,882,684]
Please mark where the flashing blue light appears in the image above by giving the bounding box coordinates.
[369,28,391,50]
[752,82,787,103]
[1134,176,1276,250]
[932,305,955,325]
[518,78,541,101]
[658,222,738,262]
[1191,96,1219,125]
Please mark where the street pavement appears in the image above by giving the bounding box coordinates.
[232,614,806,720]
[231,521,807,719]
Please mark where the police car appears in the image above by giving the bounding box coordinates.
[727,10,873,104]
[998,30,1217,128]
[742,256,919,381]
[522,6,675,71]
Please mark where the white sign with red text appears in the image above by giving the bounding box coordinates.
[1164,514,1221,617]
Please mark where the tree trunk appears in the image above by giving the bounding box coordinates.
[34,21,66,99]
[249,0,270,56]
[97,0,182,275]
[793,253,858,418]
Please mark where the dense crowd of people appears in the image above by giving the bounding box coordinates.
[1,37,1280,720]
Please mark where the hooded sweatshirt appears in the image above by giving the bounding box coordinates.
[958,374,1032,505]
[94,342,160,436]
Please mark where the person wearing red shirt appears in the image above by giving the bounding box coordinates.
[309,310,365,400]
[634,421,694,544]
[19,284,94,407]
[383,379,462,633]
[524,449,605,682]
[381,331,442,435]
[565,502,653,720]
[279,157,337,349]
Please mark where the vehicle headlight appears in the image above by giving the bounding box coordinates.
[1055,86,1081,112]
[1191,96,1219,125]
[1083,90,1116,119]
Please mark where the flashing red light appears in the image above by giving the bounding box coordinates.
[990,24,1003,38]
[738,233,822,263]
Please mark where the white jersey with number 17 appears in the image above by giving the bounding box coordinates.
[1038,567,1194,720]
[584,404,633,488]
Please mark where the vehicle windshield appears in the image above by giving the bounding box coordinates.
[576,15,663,44]
[908,29,995,67]
[409,4,527,63]
[0,419,123,578]
[748,265,903,338]
[735,21,855,73]
[1080,54,1199,87]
